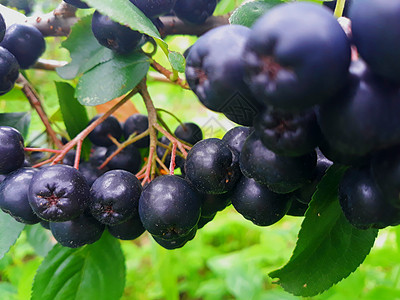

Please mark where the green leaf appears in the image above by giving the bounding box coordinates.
[76,51,150,106]
[168,51,186,73]
[0,211,25,260]
[230,0,283,27]
[57,16,110,80]
[25,224,55,257]
[269,165,378,297]
[0,112,31,140]
[55,82,91,159]
[31,232,125,300]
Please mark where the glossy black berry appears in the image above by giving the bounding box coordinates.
[318,60,400,158]
[0,126,25,174]
[64,0,90,9]
[152,226,197,250]
[105,144,141,173]
[200,192,231,218]
[339,167,400,229]
[0,13,5,42]
[0,23,45,69]
[139,175,201,239]
[370,146,400,208]
[0,47,19,95]
[90,170,142,225]
[286,199,308,217]
[130,0,176,18]
[50,213,105,248]
[92,11,143,55]
[174,122,203,145]
[0,168,40,224]
[254,107,321,157]
[231,176,292,226]
[88,114,122,147]
[173,0,217,24]
[185,25,261,126]
[185,138,241,194]
[240,132,317,194]
[28,165,90,222]
[350,0,400,84]
[123,114,149,148]
[107,216,145,240]
[244,2,351,111]
[221,126,252,155]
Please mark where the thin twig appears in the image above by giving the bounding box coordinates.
[150,61,190,90]
[18,74,63,149]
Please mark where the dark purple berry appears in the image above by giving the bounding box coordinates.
[123,114,150,148]
[0,167,40,224]
[107,216,145,240]
[28,165,90,222]
[88,114,122,147]
[0,126,25,174]
[0,23,45,69]
[174,122,203,145]
[90,170,142,225]
[173,0,217,24]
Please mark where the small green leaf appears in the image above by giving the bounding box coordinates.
[168,51,186,73]
[57,15,108,80]
[0,211,25,260]
[0,112,30,140]
[76,52,150,106]
[25,224,55,257]
[269,165,378,297]
[55,82,91,159]
[31,232,125,300]
[230,0,283,27]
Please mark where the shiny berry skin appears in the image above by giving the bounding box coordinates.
[123,114,150,148]
[152,226,197,250]
[130,0,176,18]
[339,167,400,229]
[64,0,90,9]
[50,213,105,248]
[88,114,122,147]
[350,0,400,83]
[0,126,25,174]
[173,0,217,24]
[185,25,261,126]
[91,11,143,55]
[28,165,91,222]
[240,132,317,194]
[139,175,201,239]
[79,162,104,186]
[185,138,241,194]
[174,122,203,145]
[0,168,40,224]
[221,126,252,155]
[0,47,19,95]
[231,176,292,226]
[254,107,321,157]
[244,2,351,111]
[0,23,46,69]
[90,170,142,225]
[107,216,145,240]
[318,60,400,158]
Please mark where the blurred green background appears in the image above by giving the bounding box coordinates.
[1,0,400,299]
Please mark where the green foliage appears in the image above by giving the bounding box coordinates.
[31,232,125,300]
[0,112,30,140]
[55,82,91,159]
[0,212,25,260]
[270,165,379,296]
[230,0,283,27]
[25,224,55,257]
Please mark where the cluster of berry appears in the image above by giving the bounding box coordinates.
[65,0,217,55]
[0,13,45,95]
[185,0,400,230]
